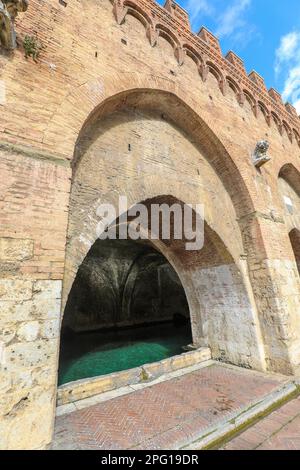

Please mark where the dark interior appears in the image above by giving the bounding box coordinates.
[58,239,192,385]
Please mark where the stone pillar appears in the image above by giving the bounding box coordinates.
[240,213,300,374]
[0,144,70,449]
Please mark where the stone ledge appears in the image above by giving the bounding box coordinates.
[0,140,70,167]
[183,379,300,450]
[57,347,212,406]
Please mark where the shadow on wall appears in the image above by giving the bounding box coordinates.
[58,237,192,385]
[62,238,190,333]
[289,229,300,275]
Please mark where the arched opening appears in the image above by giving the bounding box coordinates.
[289,229,300,275]
[58,195,263,387]
[58,236,193,386]
[58,88,267,391]
[278,165,300,259]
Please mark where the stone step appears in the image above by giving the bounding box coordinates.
[183,379,300,450]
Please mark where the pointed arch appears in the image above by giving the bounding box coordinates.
[282,120,293,142]
[257,100,271,126]
[206,61,226,94]
[73,88,255,220]
[279,163,300,198]
[226,76,244,105]
[293,129,300,148]
[156,23,180,50]
[123,0,154,29]
[243,89,257,116]
[271,111,283,134]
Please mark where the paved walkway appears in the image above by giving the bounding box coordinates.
[221,395,300,450]
[53,363,285,450]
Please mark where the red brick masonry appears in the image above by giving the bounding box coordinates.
[221,395,300,450]
[53,364,285,450]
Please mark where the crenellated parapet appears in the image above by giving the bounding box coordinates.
[112,0,300,146]
[164,0,190,30]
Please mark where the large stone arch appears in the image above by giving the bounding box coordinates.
[61,192,265,371]
[60,90,268,372]
[63,195,204,341]
[63,89,254,288]
[55,84,300,375]
[278,163,300,235]
[277,164,300,275]
[55,86,300,379]
[72,89,255,218]
[43,77,257,217]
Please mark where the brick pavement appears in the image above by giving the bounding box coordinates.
[221,395,300,450]
[52,364,285,450]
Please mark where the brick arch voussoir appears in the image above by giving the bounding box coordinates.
[49,77,256,217]
[62,192,252,346]
[278,163,300,198]
[45,74,266,257]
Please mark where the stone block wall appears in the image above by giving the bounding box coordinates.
[0,0,300,449]
[0,148,70,448]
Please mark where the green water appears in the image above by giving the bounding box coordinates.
[58,323,191,385]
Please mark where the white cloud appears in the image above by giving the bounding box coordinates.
[185,0,214,25]
[275,31,300,113]
[215,0,251,39]
[277,32,300,61]
[282,66,300,113]
[275,31,300,75]
[184,0,215,24]
[182,0,253,43]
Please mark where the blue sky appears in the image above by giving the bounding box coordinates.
[157,0,300,112]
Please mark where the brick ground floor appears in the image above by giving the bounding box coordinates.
[53,363,291,450]
[221,396,300,450]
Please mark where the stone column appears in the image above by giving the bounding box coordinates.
[240,213,300,374]
[0,143,71,449]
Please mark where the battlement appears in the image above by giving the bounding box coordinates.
[198,27,222,56]
[164,0,191,30]
[249,71,268,93]
[225,51,247,76]
[112,0,300,142]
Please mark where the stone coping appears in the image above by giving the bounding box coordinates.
[57,347,212,407]
[183,379,300,450]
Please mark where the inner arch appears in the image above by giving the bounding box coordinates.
[59,92,266,385]
[58,237,192,385]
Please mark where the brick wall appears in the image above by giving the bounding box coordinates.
[0,0,300,449]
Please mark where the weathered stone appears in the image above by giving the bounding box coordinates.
[39,318,60,340]
[0,297,61,323]
[0,371,11,394]
[0,279,32,301]
[0,0,300,452]
[57,368,141,406]
[253,140,271,168]
[0,387,55,450]
[0,238,33,262]
[17,321,40,342]
[33,280,62,301]
[5,339,57,369]
[0,325,15,344]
